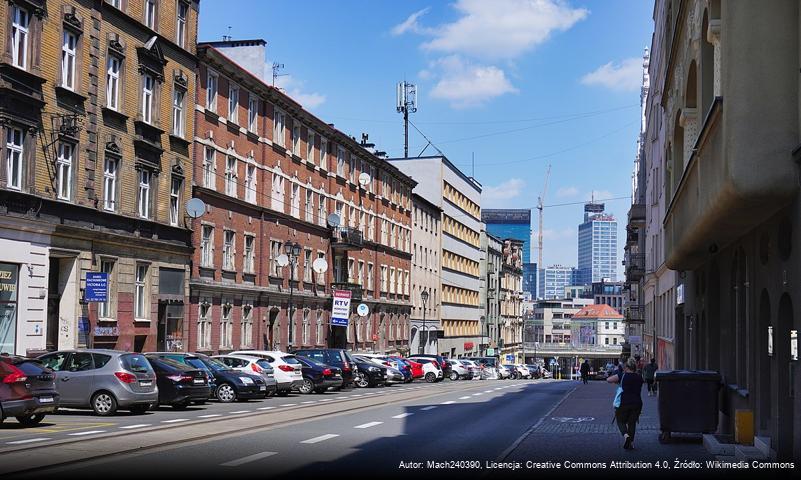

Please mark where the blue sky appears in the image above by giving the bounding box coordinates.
[198,0,654,275]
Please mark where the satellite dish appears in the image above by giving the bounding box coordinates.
[312,258,328,274]
[358,172,371,187]
[276,254,289,267]
[185,198,206,219]
[326,213,341,228]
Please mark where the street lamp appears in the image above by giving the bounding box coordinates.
[419,289,429,354]
[281,241,302,349]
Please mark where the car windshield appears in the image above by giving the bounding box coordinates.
[153,357,190,371]
[121,354,154,374]
[13,359,50,375]
[185,358,212,372]
[281,355,301,365]
[201,356,232,371]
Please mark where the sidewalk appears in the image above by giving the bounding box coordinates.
[504,379,715,463]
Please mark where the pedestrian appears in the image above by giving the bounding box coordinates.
[607,357,644,450]
[643,358,658,396]
[580,359,590,385]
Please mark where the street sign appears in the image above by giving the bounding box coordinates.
[505,354,514,362]
[85,273,108,303]
[330,290,352,327]
[486,348,495,356]
[549,359,557,365]
[357,303,369,317]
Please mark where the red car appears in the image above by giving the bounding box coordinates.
[405,359,424,379]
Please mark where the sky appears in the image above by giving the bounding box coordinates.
[198,0,655,276]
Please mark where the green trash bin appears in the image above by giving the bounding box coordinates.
[654,370,722,443]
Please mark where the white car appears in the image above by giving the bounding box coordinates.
[459,359,483,380]
[513,364,531,379]
[447,359,471,380]
[497,364,512,379]
[212,354,278,396]
[411,358,443,383]
[230,350,303,396]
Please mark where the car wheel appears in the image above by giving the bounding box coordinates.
[16,413,45,426]
[91,391,118,416]
[216,383,237,403]
[355,373,370,388]
[449,371,459,381]
[129,404,149,415]
[298,379,315,395]
[425,372,436,383]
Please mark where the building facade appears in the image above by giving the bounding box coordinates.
[538,265,574,300]
[650,0,800,459]
[190,40,413,356]
[410,193,441,354]
[389,156,483,358]
[499,238,524,363]
[577,203,618,286]
[0,0,199,355]
[591,280,625,314]
[481,230,502,356]
[482,209,533,300]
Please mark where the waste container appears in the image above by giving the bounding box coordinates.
[654,370,721,443]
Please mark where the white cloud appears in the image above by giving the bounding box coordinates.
[580,57,643,91]
[428,55,518,108]
[556,186,579,198]
[391,7,432,36]
[419,0,588,60]
[274,73,326,109]
[482,178,526,207]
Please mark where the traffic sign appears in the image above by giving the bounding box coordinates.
[330,290,352,327]
[486,348,495,356]
[357,303,369,317]
[85,273,108,302]
[505,354,514,362]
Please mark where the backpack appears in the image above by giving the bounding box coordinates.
[613,373,626,408]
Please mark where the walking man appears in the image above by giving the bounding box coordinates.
[643,358,658,396]
[607,357,644,450]
[580,359,590,385]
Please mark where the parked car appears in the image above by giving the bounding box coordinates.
[526,364,542,379]
[0,355,60,426]
[404,358,424,379]
[294,355,344,394]
[541,369,553,379]
[212,355,278,397]
[459,359,482,380]
[446,359,472,380]
[350,357,387,388]
[230,350,304,396]
[148,352,266,403]
[387,357,414,383]
[146,356,211,409]
[513,364,531,379]
[292,349,355,388]
[410,358,443,383]
[38,350,157,416]
[407,354,452,379]
[496,364,512,379]
[351,355,404,384]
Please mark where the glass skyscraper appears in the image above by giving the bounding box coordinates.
[482,209,534,297]
[577,203,618,286]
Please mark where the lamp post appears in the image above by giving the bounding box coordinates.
[419,289,429,354]
[283,241,302,349]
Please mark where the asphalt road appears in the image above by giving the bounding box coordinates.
[4,379,574,479]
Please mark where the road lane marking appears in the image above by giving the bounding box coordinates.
[420,406,437,411]
[484,390,493,393]
[68,430,106,436]
[119,424,150,430]
[257,407,275,410]
[301,434,339,444]
[198,414,222,418]
[221,451,278,467]
[162,419,189,424]
[392,413,413,419]
[441,401,455,405]
[354,421,383,429]
[351,394,362,397]
[279,404,296,407]
[7,438,51,444]
[320,398,333,401]
[301,401,315,404]
[494,388,502,391]
[459,396,472,400]
[335,397,347,400]
[230,410,250,414]
[472,393,483,396]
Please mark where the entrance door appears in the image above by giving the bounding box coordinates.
[158,303,184,351]
[46,262,60,350]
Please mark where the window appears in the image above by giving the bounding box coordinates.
[367,263,374,292]
[305,189,313,222]
[144,0,156,29]
[98,260,114,319]
[172,87,185,137]
[106,56,120,110]
[169,177,181,226]
[225,156,237,197]
[316,311,323,344]
[223,230,235,270]
[108,0,121,8]
[228,83,238,123]
[358,261,364,286]
[142,74,154,124]
[200,225,214,267]
[348,154,355,182]
[317,193,326,226]
[248,94,258,133]
[176,1,188,48]
[389,268,396,294]
[291,123,301,156]
[203,147,215,188]
[137,169,151,218]
[348,258,355,283]
[221,302,232,348]
[270,240,282,277]
[243,235,255,274]
[381,266,388,292]
[271,174,284,212]
[245,164,256,203]
[302,310,310,345]
[103,157,117,211]
[134,264,148,319]
[11,5,29,70]
[56,143,73,201]
[273,108,285,146]
[206,69,218,112]
[197,301,211,349]
[319,137,327,169]
[61,31,77,90]
[307,132,315,163]
[337,146,345,176]
[303,248,312,282]
[291,183,300,217]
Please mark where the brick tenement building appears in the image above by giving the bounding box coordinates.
[0,0,199,355]
[189,40,413,355]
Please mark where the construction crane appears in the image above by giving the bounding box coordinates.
[536,164,552,269]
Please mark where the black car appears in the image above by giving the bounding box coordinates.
[146,356,211,409]
[292,349,355,388]
[351,357,387,388]
[294,355,344,394]
[408,354,451,380]
[147,352,265,403]
[0,355,60,426]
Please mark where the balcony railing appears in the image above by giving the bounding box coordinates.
[627,202,645,227]
[330,282,363,301]
[625,305,645,324]
[331,227,363,250]
[624,253,645,282]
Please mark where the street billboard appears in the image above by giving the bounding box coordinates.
[330,290,352,327]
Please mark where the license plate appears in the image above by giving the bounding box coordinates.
[259,386,266,391]
[193,379,205,384]
[140,381,152,387]
[39,396,54,403]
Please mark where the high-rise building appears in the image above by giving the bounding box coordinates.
[577,203,618,286]
[538,265,574,300]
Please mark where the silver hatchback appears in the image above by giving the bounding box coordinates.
[38,350,158,416]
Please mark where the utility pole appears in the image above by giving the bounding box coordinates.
[536,164,552,269]
[396,81,418,158]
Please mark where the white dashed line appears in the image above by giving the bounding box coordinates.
[392,413,413,419]
[221,451,278,467]
[198,414,222,418]
[494,388,502,391]
[301,434,339,444]
[68,430,106,436]
[162,419,189,424]
[119,424,150,430]
[230,410,250,414]
[335,397,348,400]
[320,398,333,401]
[354,421,383,429]
[257,406,275,410]
[301,401,315,404]
[420,406,438,411]
[279,404,297,407]
[484,390,493,393]
[472,393,483,396]
[351,394,363,397]
[7,438,51,444]
[441,401,455,405]
[459,396,472,400]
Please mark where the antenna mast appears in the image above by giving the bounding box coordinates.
[536,164,552,269]
[396,81,418,157]
[272,62,286,88]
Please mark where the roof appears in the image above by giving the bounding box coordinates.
[572,304,624,320]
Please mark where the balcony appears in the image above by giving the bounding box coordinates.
[330,282,363,301]
[624,253,645,282]
[627,201,645,228]
[624,305,645,324]
[331,227,363,251]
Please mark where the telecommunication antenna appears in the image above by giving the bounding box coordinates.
[272,62,287,88]
[536,164,552,269]
[396,81,418,158]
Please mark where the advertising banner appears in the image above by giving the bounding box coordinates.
[331,290,352,327]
